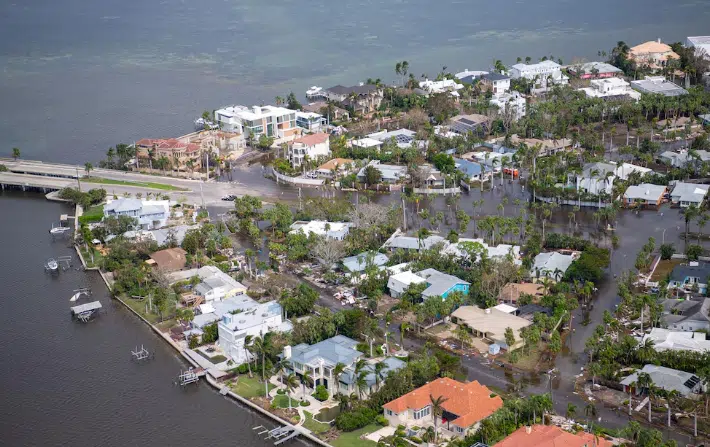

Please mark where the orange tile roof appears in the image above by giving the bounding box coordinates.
[317,158,354,171]
[494,425,614,447]
[383,378,503,428]
[292,132,330,146]
[630,40,677,56]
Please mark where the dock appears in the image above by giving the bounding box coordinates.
[70,301,102,322]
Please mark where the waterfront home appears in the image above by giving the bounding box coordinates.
[668,263,710,294]
[451,305,531,351]
[342,251,389,274]
[351,137,384,150]
[339,357,406,396]
[480,72,511,94]
[367,128,417,148]
[453,157,492,182]
[622,183,666,208]
[323,84,384,114]
[489,91,526,121]
[383,377,502,438]
[315,158,354,178]
[416,268,470,300]
[498,283,544,304]
[419,78,464,95]
[289,220,352,240]
[287,133,330,168]
[189,294,260,329]
[509,60,569,93]
[629,39,680,70]
[641,328,710,354]
[104,198,170,230]
[530,251,576,281]
[669,181,710,208]
[577,78,641,101]
[499,134,573,156]
[659,149,710,168]
[621,364,704,397]
[148,247,187,272]
[444,238,521,264]
[213,105,301,141]
[387,271,426,298]
[569,161,616,196]
[169,265,247,303]
[455,69,488,83]
[448,114,489,136]
[494,424,614,447]
[662,298,710,332]
[383,233,447,252]
[218,300,291,364]
[630,76,687,97]
[295,111,326,132]
[135,137,202,170]
[687,36,710,60]
[280,335,405,397]
[356,160,407,184]
[567,61,623,79]
[302,101,350,121]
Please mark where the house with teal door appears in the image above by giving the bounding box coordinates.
[417,268,470,300]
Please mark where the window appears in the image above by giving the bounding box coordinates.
[385,409,393,416]
[413,406,431,420]
[456,426,465,433]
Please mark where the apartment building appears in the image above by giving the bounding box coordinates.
[214,105,301,141]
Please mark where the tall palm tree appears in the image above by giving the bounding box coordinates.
[584,402,597,432]
[430,394,450,443]
[332,362,346,396]
[636,371,654,423]
[566,403,577,419]
[356,371,369,399]
[12,147,20,160]
[301,369,312,397]
[274,359,289,387]
[84,162,93,176]
[251,336,268,397]
[284,373,298,410]
[399,322,412,349]
[373,361,386,391]
[243,335,254,378]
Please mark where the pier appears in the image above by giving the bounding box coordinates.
[70,301,102,322]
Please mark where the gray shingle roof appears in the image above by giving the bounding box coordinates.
[342,251,389,272]
[417,268,469,297]
[620,364,701,396]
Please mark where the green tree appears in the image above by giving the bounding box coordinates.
[284,373,298,410]
[12,147,20,160]
[363,165,382,187]
[84,162,93,176]
[659,243,675,260]
[430,394,449,443]
[504,327,516,350]
[286,92,302,110]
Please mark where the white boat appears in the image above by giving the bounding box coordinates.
[45,258,59,271]
[50,226,71,235]
[70,292,82,302]
[306,86,326,99]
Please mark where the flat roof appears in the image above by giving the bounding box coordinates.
[452,306,531,342]
[71,301,102,314]
[631,77,688,96]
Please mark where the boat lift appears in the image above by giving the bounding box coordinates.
[253,425,301,445]
[57,256,72,271]
[131,345,152,361]
[176,368,200,386]
[70,301,102,322]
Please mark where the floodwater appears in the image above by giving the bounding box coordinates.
[0,191,313,447]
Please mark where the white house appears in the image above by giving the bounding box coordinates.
[289,220,352,240]
[190,265,247,303]
[295,111,327,132]
[104,198,170,230]
[367,129,417,148]
[531,252,577,281]
[387,271,426,298]
[288,133,330,168]
[490,91,526,121]
[509,60,569,93]
[218,300,291,364]
[687,36,710,60]
[571,162,617,196]
[615,162,652,181]
[578,78,641,101]
[670,182,710,208]
[214,105,301,140]
[480,72,511,94]
[641,328,710,354]
[419,78,464,94]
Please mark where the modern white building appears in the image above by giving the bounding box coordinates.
[444,238,521,264]
[289,220,352,240]
[490,91,527,121]
[509,60,569,93]
[367,129,417,148]
[641,328,710,354]
[419,78,464,94]
[295,111,327,132]
[218,300,291,364]
[103,198,170,230]
[351,137,384,150]
[687,36,710,60]
[214,105,301,140]
[571,162,617,196]
[578,78,641,101]
[630,76,688,97]
[288,133,330,168]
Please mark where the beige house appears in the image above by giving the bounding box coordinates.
[451,306,532,351]
[629,40,680,70]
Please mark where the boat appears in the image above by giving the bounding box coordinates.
[306,86,326,99]
[50,226,71,235]
[45,258,59,272]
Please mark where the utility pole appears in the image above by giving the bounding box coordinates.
[298,187,302,211]
[402,196,407,231]
[200,182,205,209]
[76,167,81,192]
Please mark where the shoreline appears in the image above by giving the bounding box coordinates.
[92,267,332,447]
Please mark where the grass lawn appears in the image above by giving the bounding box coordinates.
[83,176,188,191]
[195,349,227,364]
[501,342,546,372]
[331,424,379,447]
[272,394,300,409]
[303,411,331,434]
[650,258,681,282]
[120,296,161,323]
[78,245,104,269]
[230,375,273,399]
[79,204,104,224]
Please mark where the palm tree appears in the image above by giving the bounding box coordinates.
[274,359,289,387]
[399,322,411,349]
[332,362,346,396]
[12,147,20,160]
[566,403,577,419]
[584,403,597,432]
[588,362,601,387]
[106,147,115,166]
[251,336,268,397]
[636,371,654,423]
[356,371,369,399]
[84,162,93,176]
[301,369,312,397]
[284,373,298,410]
[373,361,386,390]
[243,335,253,378]
[430,394,450,443]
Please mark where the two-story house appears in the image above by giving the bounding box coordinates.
[218,301,291,364]
[103,198,170,230]
[323,84,384,114]
[629,39,680,70]
[480,72,511,94]
[287,133,331,168]
[509,60,569,93]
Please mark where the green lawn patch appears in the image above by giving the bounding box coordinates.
[272,393,299,409]
[79,204,104,224]
[78,245,103,269]
[229,375,273,399]
[331,424,379,447]
[83,177,188,191]
[303,411,331,434]
[195,349,227,364]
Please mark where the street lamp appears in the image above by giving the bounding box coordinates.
[662,228,668,244]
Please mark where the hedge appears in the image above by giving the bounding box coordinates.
[335,407,378,431]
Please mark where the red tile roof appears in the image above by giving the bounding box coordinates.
[383,378,502,428]
[292,132,329,146]
[494,425,614,447]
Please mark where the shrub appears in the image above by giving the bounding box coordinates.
[409,437,422,444]
[277,389,286,395]
[312,385,329,402]
[237,363,249,374]
[660,243,675,260]
[212,254,228,262]
[687,244,703,261]
[300,400,309,407]
[335,407,378,431]
[375,415,389,426]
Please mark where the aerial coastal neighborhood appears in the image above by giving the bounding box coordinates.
[9,32,710,447]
